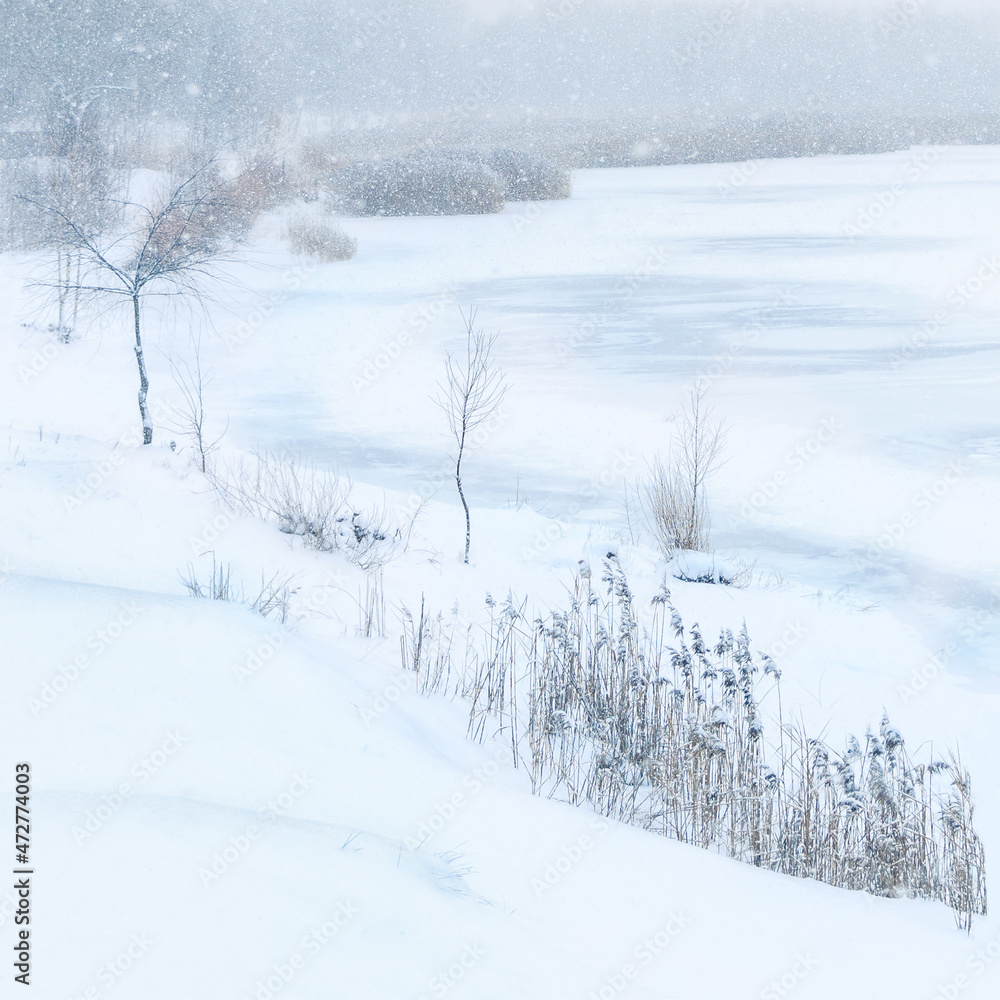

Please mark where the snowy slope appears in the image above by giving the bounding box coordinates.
[0,565,991,1000]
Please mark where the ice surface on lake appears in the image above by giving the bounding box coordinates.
[225,149,1000,681]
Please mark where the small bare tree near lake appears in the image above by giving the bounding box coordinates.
[24,164,247,444]
[435,310,508,564]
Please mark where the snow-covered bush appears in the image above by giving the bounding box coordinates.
[285,216,357,261]
[484,148,571,201]
[332,154,505,217]
[333,506,402,572]
[326,149,569,216]
[209,450,401,568]
[209,450,350,551]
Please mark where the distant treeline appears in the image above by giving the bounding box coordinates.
[310,110,1000,172]
[1,0,998,167]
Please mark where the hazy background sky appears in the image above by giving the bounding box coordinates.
[1,0,997,152]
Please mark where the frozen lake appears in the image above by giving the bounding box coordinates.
[221,147,1000,681]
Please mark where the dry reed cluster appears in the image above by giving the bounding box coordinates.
[400,556,987,929]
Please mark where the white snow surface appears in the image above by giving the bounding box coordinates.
[3,146,1000,998]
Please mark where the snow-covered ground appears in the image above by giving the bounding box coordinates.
[3,146,1000,998]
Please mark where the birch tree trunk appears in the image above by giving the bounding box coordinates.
[132,293,153,444]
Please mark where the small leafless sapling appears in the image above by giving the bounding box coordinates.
[435,310,508,564]
[165,339,227,473]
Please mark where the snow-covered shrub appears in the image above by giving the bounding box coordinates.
[332,154,505,217]
[333,506,402,572]
[210,450,350,551]
[327,149,569,216]
[484,148,571,201]
[209,451,401,568]
[285,216,357,261]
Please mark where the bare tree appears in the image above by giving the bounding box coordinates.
[644,382,727,555]
[24,164,242,444]
[435,310,508,564]
[164,339,227,472]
